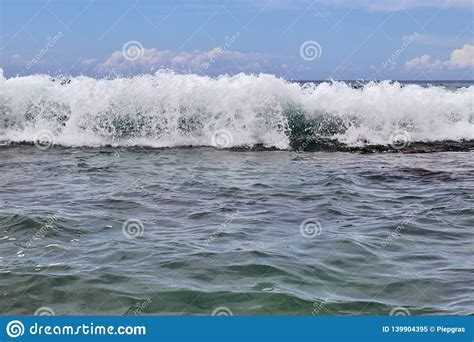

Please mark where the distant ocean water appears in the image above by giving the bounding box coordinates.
[0,72,473,315]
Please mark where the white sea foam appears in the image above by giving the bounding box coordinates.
[0,69,472,149]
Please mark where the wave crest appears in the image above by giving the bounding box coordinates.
[0,70,473,150]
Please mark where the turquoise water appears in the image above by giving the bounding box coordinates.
[0,146,472,315]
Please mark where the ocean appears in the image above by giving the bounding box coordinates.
[0,71,472,315]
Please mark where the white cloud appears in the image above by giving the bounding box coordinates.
[112,1,472,13]
[449,44,474,68]
[415,34,474,48]
[313,0,472,11]
[94,47,288,75]
[404,44,474,71]
[81,58,97,66]
[9,53,27,66]
[404,54,432,71]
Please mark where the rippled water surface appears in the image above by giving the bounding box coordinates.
[0,146,472,315]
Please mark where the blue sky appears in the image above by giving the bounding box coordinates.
[1,0,473,79]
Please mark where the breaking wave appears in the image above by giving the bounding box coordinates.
[0,69,473,151]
